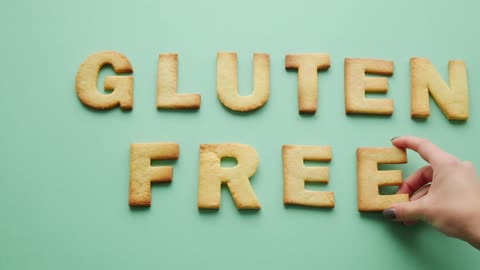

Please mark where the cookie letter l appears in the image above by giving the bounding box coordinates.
[157,53,201,109]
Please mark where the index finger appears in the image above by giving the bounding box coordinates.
[391,136,457,168]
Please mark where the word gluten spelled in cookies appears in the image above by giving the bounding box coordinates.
[76,51,470,211]
[76,50,469,119]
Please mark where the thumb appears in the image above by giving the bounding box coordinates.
[383,201,426,222]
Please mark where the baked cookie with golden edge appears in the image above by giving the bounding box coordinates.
[129,143,179,207]
[216,52,269,112]
[283,145,334,207]
[357,147,408,211]
[198,143,260,209]
[76,51,133,110]
[410,58,468,120]
[344,58,394,115]
[157,53,201,109]
[285,54,330,114]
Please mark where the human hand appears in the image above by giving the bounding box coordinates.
[383,136,480,250]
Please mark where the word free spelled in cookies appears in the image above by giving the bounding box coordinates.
[129,143,408,211]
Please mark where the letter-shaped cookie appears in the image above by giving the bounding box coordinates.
[344,58,394,115]
[129,143,179,206]
[410,58,468,120]
[285,54,330,114]
[357,147,408,211]
[157,53,201,109]
[216,52,269,111]
[76,51,133,110]
[283,145,334,207]
[198,144,260,209]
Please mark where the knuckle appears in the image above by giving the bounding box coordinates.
[440,156,460,167]
[420,165,433,175]
[396,202,422,220]
[461,161,474,168]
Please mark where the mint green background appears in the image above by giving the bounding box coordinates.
[1,0,479,269]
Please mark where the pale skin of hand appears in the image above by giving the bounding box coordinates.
[384,136,480,250]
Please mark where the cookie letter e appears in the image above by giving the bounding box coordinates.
[357,147,408,211]
[283,145,334,208]
[344,58,394,115]
[76,51,134,110]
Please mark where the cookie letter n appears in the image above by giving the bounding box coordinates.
[157,53,201,109]
[344,58,394,115]
[357,147,408,211]
[217,52,270,111]
[129,143,179,207]
[285,54,330,114]
[410,58,468,120]
[283,145,334,207]
[76,51,133,110]
[198,144,261,209]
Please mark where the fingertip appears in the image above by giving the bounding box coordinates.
[390,136,406,147]
[395,186,409,195]
[395,181,410,195]
[389,200,425,222]
[383,208,397,220]
[390,136,400,142]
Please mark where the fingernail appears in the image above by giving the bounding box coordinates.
[390,137,399,141]
[383,208,397,219]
